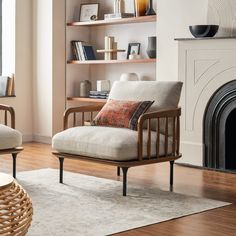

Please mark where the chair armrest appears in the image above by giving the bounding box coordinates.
[137,108,181,160]
[63,104,104,129]
[0,104,15,128]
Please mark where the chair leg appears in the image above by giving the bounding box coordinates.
[59,157,64,184]
[170,160,174,188]
[12,153,17,178]
[117,167,120,176]
[121,167,129,196]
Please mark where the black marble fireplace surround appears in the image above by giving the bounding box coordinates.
[204,80,236,172]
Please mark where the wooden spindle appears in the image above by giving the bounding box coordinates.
[90,112,93,121]
[165,117,168,156]
[177,116,180,155]
[172,117,176,155]
[156,118,160,158]
[147,119,151,159]
[73,112,76,127]
[82,112,85,126]
[4,111,7,126]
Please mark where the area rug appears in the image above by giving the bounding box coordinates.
[16,169,230,236]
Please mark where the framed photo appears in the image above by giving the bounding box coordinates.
[127,43,141,59]
[79,3,99,22]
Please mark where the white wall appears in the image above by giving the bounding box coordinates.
[1,0,33,141]
[157,0,208,81]
[2,0,15,75]
[32,0,53,142]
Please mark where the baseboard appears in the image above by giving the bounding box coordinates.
[32,135,52,144]
[22,134,52,144]
[22,134,34,143]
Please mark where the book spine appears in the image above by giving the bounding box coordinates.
[75,42,82,61]
[71,41,79,60]
[78,42,86,61]
[112,42,117,60]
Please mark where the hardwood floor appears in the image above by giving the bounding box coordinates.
[1,142,236,235]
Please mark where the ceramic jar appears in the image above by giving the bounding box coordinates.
[120,73,139,81]
[146,36,156,59]
[80,80,91,97]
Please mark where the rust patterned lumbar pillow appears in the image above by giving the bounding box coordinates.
[92,100,154,130]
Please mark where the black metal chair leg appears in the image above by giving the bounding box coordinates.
[121,167,129,196]
[170,160,174,189]
[12,153,17,178]
[59,157,64,183]
[117,167,120,176]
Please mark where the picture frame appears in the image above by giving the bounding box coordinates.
[127,43,141,59]
[79,3,99,22]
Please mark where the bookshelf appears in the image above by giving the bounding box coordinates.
[67,15,156,27]
[67,58,156,65]
[66,0,157,105]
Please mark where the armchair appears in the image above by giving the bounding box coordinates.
[0,104,23,177]
[52,81,183,196]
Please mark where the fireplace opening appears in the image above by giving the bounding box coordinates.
[204,80,236,172]
[226,109,236,170]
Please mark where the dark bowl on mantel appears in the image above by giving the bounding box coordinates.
[189,25,219,38]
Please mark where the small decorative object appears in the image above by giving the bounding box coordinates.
[120,73,139,81]
[104,13,134,20]
[79,3,99,22]
[134,0,148,17]
[113,0,124,14]
[146,36,156,58]
[0,173,33,235]
[127,43,141,59]
[145,0,156,15]
[189,25,219,38]
[129,54,141,60]
[80,80,92,97]
[97,80,111,91]
[97,36,125,60]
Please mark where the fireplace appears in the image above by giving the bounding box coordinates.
[204,80,236,171]
[176,37,236,167]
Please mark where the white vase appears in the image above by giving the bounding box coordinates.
[120,73,139,81]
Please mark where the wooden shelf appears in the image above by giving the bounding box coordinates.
[67,58,156,65]
[67,97,107,103]
[0,95,16,98]
[67,15,156,27]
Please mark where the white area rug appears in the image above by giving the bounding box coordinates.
[16,169,230,236]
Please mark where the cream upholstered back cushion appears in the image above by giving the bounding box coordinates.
[109,81,182,110]
[108,81,183,134]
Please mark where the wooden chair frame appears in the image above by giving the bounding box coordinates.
[0,104,23,178]
[52,104,181,196]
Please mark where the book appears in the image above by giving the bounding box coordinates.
[82,45,96,60]
[0,76,9,96]
[104,13,134,20]
[71,41,79,60]
[7,76,15,96]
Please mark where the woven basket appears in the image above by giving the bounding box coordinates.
[0,180,33,235]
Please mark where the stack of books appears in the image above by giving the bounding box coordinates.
[0,76,15,97]
[89,91,109,99]
[71,41,96,61]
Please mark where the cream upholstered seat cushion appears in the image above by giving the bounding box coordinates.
[52,126,173,161]
[0,124,22,150]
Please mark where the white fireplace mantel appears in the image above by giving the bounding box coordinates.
[176,37,236,166]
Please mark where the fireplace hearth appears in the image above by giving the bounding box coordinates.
[204,80,236,172]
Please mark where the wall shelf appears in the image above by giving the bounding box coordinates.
[67,15,156,27]
[67,97,107,103]
[67,58,156,65]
